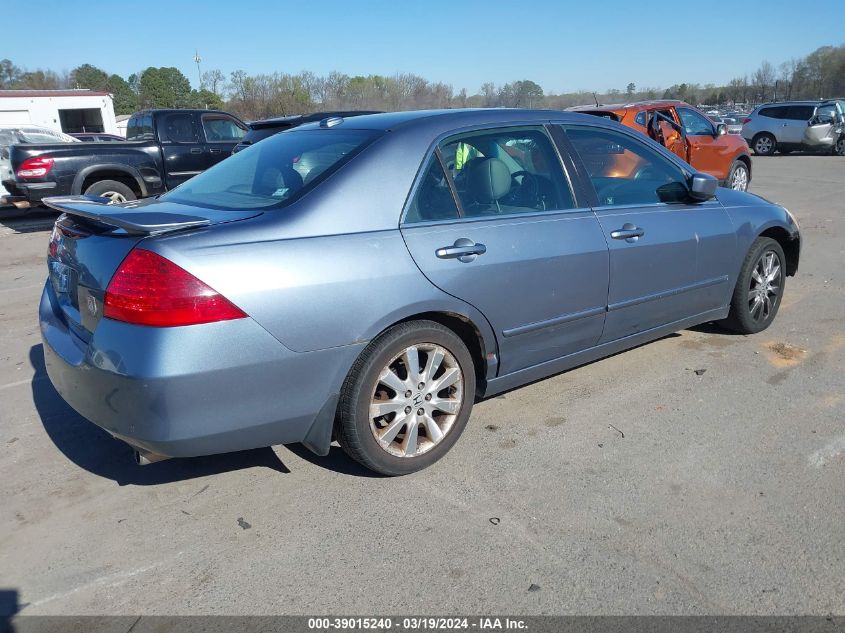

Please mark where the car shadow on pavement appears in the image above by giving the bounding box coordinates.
[30,345,290,486]
[284,443,383,478]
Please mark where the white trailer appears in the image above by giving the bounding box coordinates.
[0,90,118,135]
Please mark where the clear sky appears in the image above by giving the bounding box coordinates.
[4,0,842,93]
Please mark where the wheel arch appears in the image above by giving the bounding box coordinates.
[759,226,799,276]
[72,164,147,198]
[392,311,494,396]
[735,153,752,180]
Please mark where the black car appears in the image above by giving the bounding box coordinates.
[232,110,381,153]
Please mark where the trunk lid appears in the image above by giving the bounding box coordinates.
[43,195,262,341]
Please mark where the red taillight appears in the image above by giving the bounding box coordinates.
[742,118,751,125]
[16,156,54,179]
[103,249,247,327]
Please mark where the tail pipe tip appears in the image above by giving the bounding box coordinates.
[134,449,170,466]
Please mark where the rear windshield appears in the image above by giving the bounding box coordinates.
[161,128,381,211]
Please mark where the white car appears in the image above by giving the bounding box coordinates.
[1,126,78,202]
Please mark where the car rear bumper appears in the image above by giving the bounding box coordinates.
[2,180,58,204]
[39,281,363,458]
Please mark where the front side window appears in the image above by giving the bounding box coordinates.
[785,106,815,121]
[437,127,574,217]
[161,128,380,211]
[404,156,460,224]
[565,125,689,207]
[202,114,247,142]
[677,107,715,135]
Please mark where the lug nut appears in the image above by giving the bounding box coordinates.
[405,390,412,398]
[425,394,432,401]
[417,408,425,416]
[418,383,425,390]
[404,406,412,414]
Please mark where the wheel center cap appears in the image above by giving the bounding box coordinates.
[412,393,424,407]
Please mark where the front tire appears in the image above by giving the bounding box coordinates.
[337,320,476,476]
[720,237,786,334]
[84,180,136,204]
[727,160,750,191]
[752,133,776,156]
[835,137,845,156]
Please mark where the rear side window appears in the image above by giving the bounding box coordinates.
[438,126,574,217]
[159,113,196,143]
[161,129,381,211]
[634,112,646,126]
[404,156,460,224]
[758,107,786,119]
[126,114,154,140]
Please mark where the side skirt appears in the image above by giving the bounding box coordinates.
[483,306,729,397]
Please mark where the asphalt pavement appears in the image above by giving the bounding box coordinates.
[0,155,843,616]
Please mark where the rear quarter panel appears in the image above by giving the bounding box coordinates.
[146,214,499,360]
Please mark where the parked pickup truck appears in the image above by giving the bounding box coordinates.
[1,109,247,210]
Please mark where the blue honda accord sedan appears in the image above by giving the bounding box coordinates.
[40,109,800,475]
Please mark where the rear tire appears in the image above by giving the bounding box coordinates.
[752,133,776,156]
[720,237,786,334]
[337,320,476,476]
[84,180,136,204]
[835,137,845,156]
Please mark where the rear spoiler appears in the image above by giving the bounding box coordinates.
[42,196,211,236]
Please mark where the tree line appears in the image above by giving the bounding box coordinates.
[1,44,842,120]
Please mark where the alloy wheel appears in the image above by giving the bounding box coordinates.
[369,343,464,458]
[731,165,749,191]
[748,250,782,323]
[755,136,773,154]
[836,138,845,156]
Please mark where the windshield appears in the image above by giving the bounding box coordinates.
[162,128,381,210]
[15,128,79,143]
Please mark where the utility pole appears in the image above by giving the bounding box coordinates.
[193,50,203,89]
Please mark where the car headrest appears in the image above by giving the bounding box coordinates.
[467,158,511,203]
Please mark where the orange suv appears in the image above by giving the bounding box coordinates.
[569,100,752,191]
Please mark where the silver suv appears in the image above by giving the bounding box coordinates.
[742,100,845,156]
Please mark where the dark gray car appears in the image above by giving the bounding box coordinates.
[40,109,800,475]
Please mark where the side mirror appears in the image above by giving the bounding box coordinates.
[689,173,718,201]
[715,123,727,136]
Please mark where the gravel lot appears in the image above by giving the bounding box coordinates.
[0,156,843,616]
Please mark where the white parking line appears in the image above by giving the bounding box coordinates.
[0,376,48,391]
[0,283,43,294]
[24,554,183,610]
[809,435,845,468]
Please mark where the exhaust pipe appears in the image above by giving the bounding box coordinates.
[134,449,170,465]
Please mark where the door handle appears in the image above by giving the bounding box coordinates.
[209,148,221,154]
[610,224,645,242]
[435,238,487,262]
[190,147,203,154]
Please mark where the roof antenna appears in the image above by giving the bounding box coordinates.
[593,92,599,106]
